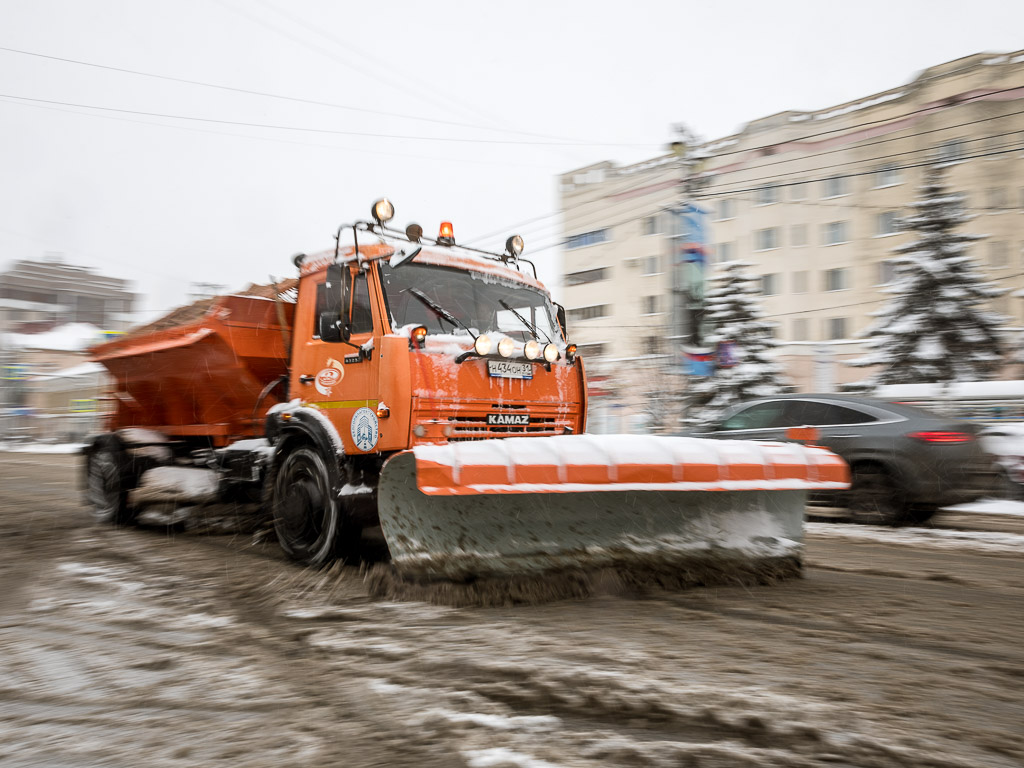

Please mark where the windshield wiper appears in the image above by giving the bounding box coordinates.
[408,288,473,335]
[499,300,551,343]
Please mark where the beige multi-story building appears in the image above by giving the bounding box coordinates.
[559,50,1024,425]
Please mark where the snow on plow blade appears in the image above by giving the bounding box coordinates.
[377,435,849,583]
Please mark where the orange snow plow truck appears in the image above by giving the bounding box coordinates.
[85,200,849,584]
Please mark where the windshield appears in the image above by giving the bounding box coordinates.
[379,261,558,342]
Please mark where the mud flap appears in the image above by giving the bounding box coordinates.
[376,436,849,583]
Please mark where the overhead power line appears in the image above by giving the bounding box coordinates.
[0,44,628,146]
[0,91,658,148]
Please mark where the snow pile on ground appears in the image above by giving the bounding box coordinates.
[806,521,1024,555]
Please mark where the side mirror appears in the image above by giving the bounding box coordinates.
[318,263,350,343]
[389,246,421,269]
[318,312,350,343]
[555,303,567,335]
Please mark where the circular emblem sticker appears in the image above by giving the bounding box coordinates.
[315,367,342,396]
[350,407,379,452]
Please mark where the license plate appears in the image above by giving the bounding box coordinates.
[487,360,533,380]
[487,413,530,426]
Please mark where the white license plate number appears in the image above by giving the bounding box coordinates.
[487,360,533,380]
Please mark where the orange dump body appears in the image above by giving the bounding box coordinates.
[92,293,295,444]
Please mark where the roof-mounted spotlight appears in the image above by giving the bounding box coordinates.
[371,198,395,226]
[406,223,423,243]
[505,235,524,260]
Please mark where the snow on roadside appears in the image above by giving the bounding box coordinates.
[805,522,1024,555]
[0,441,86,454]
[943,497,1024,517]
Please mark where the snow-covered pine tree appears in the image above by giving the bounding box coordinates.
[686,260,790,427]
[847,163,1005,386]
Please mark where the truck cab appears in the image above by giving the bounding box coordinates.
[286,236,586,458]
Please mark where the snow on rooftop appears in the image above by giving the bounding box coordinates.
[5,323,106,352]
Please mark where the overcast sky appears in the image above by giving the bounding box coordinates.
[2,0,1022,321]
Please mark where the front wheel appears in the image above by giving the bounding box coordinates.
[846,464,905,526]
[271,445,341,566]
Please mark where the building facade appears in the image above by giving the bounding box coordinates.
[559,50,1024,410]
[0,254,136,335]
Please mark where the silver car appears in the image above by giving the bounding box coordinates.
[700,394,997,525]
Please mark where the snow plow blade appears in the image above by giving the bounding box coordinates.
[376,435,849,583]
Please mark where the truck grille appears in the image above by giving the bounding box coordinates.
[413,403,576,442]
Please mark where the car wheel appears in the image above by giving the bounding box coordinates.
[993,469,1023,501]
[847,464,906,526]
[271,445,340,566]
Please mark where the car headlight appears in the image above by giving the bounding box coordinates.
[543,343,559,363]
[474,334,492,356]
[497,336,515,358]
[524,340,541,360]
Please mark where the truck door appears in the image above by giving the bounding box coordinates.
[297,263,382,455]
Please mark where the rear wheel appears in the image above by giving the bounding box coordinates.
[847,464,905,526]
[271,445,341,566]
[85,436,136,526]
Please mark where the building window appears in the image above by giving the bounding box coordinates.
[642,214,662,235]
[990,241,1008,268]
[878,260,899,284]
[641,295,660,315]
[715,242,734,264]
[644,337,661,355]
[789,181,809,201]
[876,211,900,236]
[791,224,807,247]
[936,139,964,163]
[642,255,660,274]
[872,164,901,188]
[564,267,608,286]
[716,199,736,220]
[823,176,848,198]
[792,270,808,293]
[565,229,609,250]
[577,342,606,358]
[826,317,848,340]
[792,318,808,340]
[754,184,780,205]
[824,268,849,292]
[755,227,780,251]
[566,304,609,322]
[823,221,848,245]
[987,188,1007,209]
[760,273,780,296]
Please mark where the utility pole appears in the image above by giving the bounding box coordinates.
[667,124,711,369]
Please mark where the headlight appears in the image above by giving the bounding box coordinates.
[524,340,541,360]
[543,343,559,363]
[505,234,525,258]
[497,336,515,358]
[371,198,394,224]
[474,334,492,356]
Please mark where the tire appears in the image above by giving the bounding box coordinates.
[85,435,136,526]
[846,464,906,526]
[270,445,341,566]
